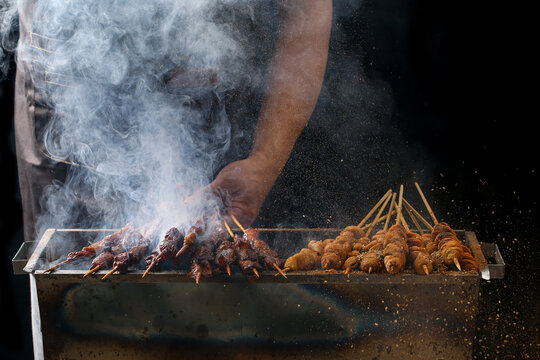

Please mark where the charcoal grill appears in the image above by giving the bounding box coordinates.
[13,228,505,360]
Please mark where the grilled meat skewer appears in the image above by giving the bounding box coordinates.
[45,223,134,273]
[143,227,184,277]
[176,214,208,257]
[243,228,284,272]
[233,234,262,276]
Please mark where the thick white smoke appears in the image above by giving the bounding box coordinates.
[6,0,277,241]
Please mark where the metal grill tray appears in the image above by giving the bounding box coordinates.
[14,228,504,281]
[12,228,505,360]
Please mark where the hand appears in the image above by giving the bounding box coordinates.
[207,155,281,228]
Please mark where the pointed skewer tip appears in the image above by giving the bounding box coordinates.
[101,266,118,280]
[83,265,101,278]
[272,263,287,278]
[453,257,462,271]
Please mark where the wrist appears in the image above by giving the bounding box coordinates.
[248,151,285,181]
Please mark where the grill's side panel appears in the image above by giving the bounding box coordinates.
[35,277,479,360]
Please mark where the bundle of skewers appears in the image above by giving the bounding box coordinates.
[277,184,479,276]
[43,182,478,281]
[44,212,286,283]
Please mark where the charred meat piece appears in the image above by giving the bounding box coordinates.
[214,240,236,275]
[90,251,115,271]
[243,228,284,270]
[190,239,219,283]
[176,215,207,256]
[144,227,184,274]
[114,233,152,274]
[233,235,262,275]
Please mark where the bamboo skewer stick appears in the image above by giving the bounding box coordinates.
[414,182,438,225]
[403,200,424,234]
[383,193,397,232]
[102,265,119,280]
[222,220,235,276]
[230,214,246,233]
[414,182,461,271]
[395,185,405,226]
[141,253,163,278]
[44,259,71,273]
[403,199,433,231]
[273,263,287,278]
[83,265,101,278]
[225,219,285,279]
[357,189,392,227]
[360,210,397,231]
[366,192,393,237]
[223,220,235,238]
[399,207,430,276]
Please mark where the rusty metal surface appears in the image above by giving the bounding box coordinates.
[35,277,479,359]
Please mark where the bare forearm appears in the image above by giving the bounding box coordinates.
[250,0,332,176]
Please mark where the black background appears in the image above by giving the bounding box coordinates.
[1,1,537,359]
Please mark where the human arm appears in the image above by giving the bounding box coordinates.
[209,0,333,227]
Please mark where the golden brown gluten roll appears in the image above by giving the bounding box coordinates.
[342,225,365,239]
[307,240,325,256]
[360,250,384,273]
[343,250,362,272]
[284,248,320,271]
[431,222,456,238]
[406,232,433,275]
[352,236,370,251]
[321,240,352,269]
[461,251,479,271]
[430,250,448,271]
[382,225,408,274]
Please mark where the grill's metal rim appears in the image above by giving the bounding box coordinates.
[16,228,496,282]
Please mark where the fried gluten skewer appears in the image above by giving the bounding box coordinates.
[281,191,391,274]
[339,192,395,275]
[278,190,393,275]
[381,187,408,274]
[414,182,463,271]
[398,205,433,276]
[360,193,395,274]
